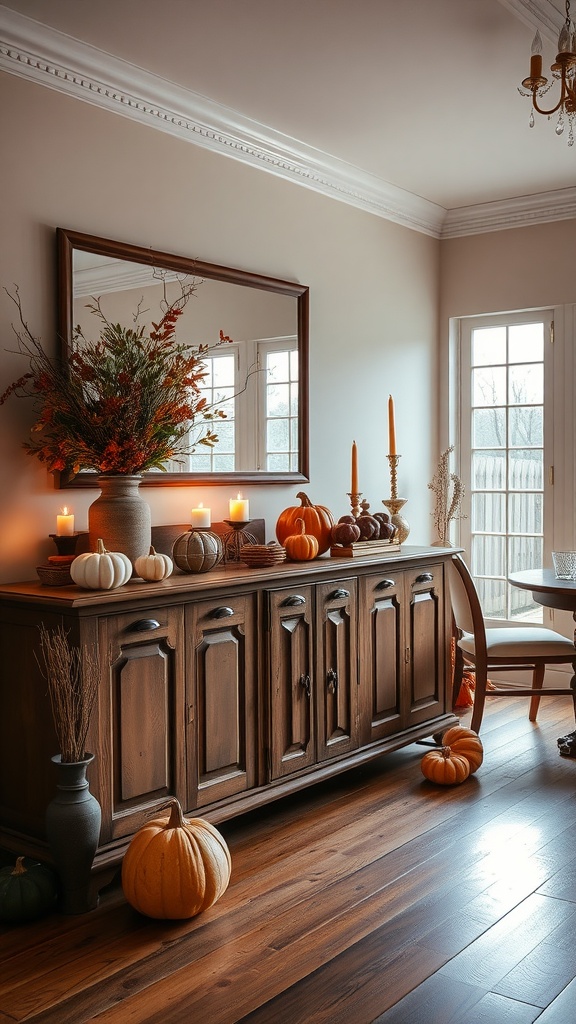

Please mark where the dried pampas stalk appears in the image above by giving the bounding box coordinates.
[38,625,100,764]
[428,445,466,545]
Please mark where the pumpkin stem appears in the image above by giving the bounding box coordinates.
[441,746,452,759]
[166,798,185,829]
[295,517,306,535]
[96,538,106,554]
[296,491,312,507]
[12,856,27,876]
[148,546,157,555]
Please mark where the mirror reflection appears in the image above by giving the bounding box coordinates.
[57,229,309,487]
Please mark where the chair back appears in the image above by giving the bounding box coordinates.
[447,554,487,644]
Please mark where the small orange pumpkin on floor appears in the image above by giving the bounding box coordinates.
[421,746,471,786]
[441,726,484,773]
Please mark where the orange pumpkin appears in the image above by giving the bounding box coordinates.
[121,799,231,919]
[441,726,484,773]
[421,746,470,786]
[284,518,319,561]
[276,492,334,555]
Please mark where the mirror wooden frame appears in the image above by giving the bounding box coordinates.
[56,228,310,488]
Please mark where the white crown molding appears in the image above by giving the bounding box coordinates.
[442,187,576,237]
[497,0,563,40]
[1,4,574,240]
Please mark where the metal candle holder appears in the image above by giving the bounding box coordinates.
[347,492,363,518]
[221,520,259,563]
[383,454,410,543]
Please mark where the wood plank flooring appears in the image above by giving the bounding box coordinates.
[2,696,576,1023]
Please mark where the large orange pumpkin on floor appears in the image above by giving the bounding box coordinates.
[276,492,334,555]
[121,799,231,919]
[421,746,471,786]
[441,726,484,773]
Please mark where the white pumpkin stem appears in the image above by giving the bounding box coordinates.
[148,546,157,555]
[96,538,107,554]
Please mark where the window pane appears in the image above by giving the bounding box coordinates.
[509,450,543,489]
[267,418,289,452]
[509,408,543,448]
[267,351,290,380]
[508,492,543,535]
[473,408,506,448]
[472,326,506,366]
[267,383,290,417]
[267,452,290,471]
[472,534,505,575]
[472,492,506,533]
[472,366,506,406]
[476,577,507,619]
[509,535,542,572]
[509,364,543,404]
[472,451,506,490]
[509,323,543,363]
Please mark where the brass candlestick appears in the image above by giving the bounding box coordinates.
[384,454,410,543]
[347,492,362,518]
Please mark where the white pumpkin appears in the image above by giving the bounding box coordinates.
[134,546,173,582]
[71,538,132,590]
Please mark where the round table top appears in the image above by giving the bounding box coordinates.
[509,569,576,612]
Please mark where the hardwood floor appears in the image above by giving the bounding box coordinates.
[2,696,576,1024]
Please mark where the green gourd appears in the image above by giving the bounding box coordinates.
[0,856,58,923]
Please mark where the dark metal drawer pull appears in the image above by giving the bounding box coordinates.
[210,606,234,619]
[415,573,433,584]
[376,579,395,590]
[327,668,338,694]
[282,594,306,607]
[331,588,350,600]
[129,618,160,632]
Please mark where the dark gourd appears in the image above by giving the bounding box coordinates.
[0,856,58,923]
[331,521,361,546]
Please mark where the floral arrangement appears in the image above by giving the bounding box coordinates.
[428,445,466,545]
[38,625,100,763]
[0,281,231,476]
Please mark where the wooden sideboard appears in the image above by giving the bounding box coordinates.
[0,545,457,882]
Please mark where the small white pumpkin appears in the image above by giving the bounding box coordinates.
[135,546,173,582]
[71,538,132,590]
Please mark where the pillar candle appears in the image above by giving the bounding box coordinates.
[388,395,397,456]
[56,507,75,536]
[229,494,249,521]
[351,441,359,494]
[191,503,211,528]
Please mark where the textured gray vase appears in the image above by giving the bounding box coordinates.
[88,474,152,569]
[45,753,102,914]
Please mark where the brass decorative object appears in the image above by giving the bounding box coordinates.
[347,492,362,519]
[384,454,410,544]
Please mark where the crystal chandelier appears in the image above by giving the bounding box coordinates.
[520,0,576,145]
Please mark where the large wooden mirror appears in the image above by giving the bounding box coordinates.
[57,228,309,487]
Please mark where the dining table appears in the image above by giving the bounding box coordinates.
[509,568,576,757]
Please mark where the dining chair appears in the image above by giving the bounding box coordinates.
[447,553,576,734]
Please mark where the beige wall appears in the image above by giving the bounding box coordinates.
[0,72,441,583]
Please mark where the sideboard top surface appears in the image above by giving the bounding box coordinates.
[0,546,454,612]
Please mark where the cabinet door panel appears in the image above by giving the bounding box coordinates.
[99,606,185,842]
[268,586,314,779]
[188,594,256,808]
[316,579,359,761]
[406,565,444,724]
[360,574,403,743]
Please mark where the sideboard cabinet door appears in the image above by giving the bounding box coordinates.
[315,577,359,762]
[360,562,446,744]
[268,585,315,780]
[186,593,257,808]
[98,605,185,843]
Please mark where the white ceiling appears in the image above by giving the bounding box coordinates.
[1,0,575,236]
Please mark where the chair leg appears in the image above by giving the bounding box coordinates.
[529,663,545,722]
[470,661,488,734]
[452,643,465,709]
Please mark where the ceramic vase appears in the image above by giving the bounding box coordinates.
[88,474,152,569]
[45,753,101,914]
